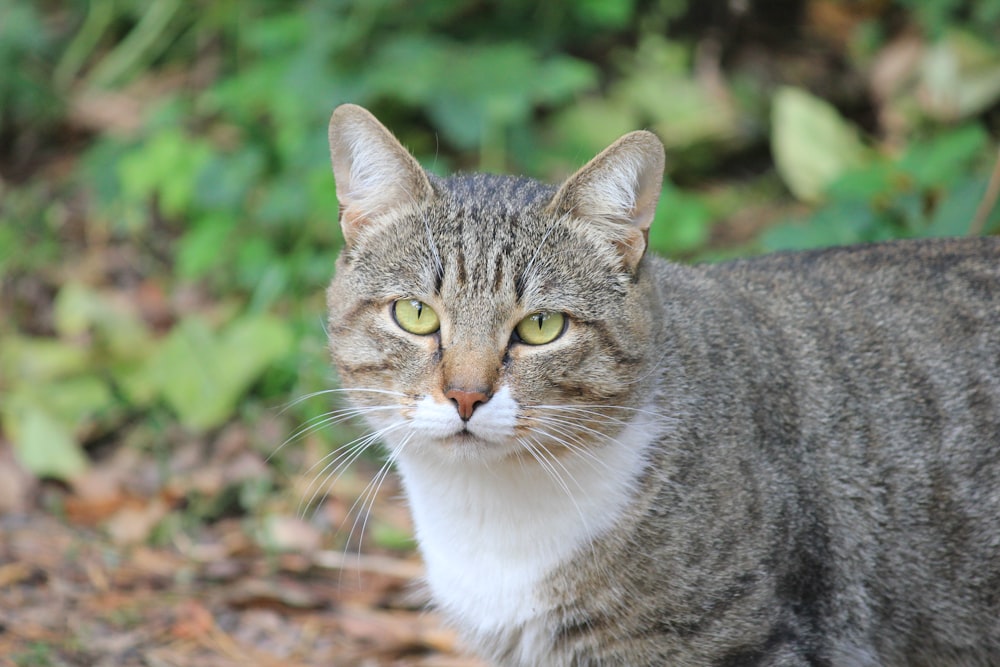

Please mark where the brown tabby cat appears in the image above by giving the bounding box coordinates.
[323,103,1000,666]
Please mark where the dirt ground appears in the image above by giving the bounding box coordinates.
[0,441,484,667]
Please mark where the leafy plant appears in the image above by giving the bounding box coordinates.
[766,97,997,250]
[0,0,61,141]
[894,0,1000,39]
[1,0,998,493]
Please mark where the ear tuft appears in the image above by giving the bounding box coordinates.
[328,104,432,244]
[547,131,665,270]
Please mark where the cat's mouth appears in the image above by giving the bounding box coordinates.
[435,426,517,458]
[447,428,489,445]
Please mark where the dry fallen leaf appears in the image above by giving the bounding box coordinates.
[171,600,217,640]
[105,497,171,546]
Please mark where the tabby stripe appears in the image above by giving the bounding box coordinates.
[454,217,467,286]
[338,360,393,375]
[331,298,379,327]
[588,320,646,367]
[492,257,506,292]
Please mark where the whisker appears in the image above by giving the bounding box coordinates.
[298,435,377,518]
[524,435,582,495]
[270,405,401,463]
[320,314,331,344]
[519,434,599,562]
[298,422,408,517]
[527,405,639,449]
[527,407,639,450]
[533,403,666,420]
[525,424,611,475]
[531,413,624,447]
[518,436,572,499]
[280,387,408,414]
[344,433,411,559]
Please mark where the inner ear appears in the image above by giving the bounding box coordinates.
[328,104,433,245]
[547,131,665,270]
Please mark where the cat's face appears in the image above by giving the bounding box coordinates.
[326,105,665,464]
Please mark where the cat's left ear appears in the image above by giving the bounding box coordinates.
[546,131,665,271]
[328,104,433,246]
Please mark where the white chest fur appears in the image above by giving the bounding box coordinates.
[388,390,656,656]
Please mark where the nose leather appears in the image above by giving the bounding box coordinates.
[445,388,491,421]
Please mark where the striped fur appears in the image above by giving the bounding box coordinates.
[325,104,1000,666]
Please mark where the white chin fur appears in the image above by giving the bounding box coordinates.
[382,386,659,655]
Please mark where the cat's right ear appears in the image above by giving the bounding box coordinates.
[546,131,665,271]
[328,104,433,245]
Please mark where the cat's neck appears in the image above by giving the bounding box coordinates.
[391,410,657,636]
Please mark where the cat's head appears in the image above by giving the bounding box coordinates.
[326,104,665,464]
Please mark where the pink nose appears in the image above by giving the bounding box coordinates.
[445,388,491,421]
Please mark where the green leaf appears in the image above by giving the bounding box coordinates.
[923,176,989,237]
[549,99,640,163]
[148,318,227,430]
[177,213,237,280]
[148,314,293,431]
[771,87,868,202]
[8,405,89,480]
[369,37,596,152]
[3,377,106,480]
[118,128,213,218]
[112,359,160,407]
[648,184,712,255]
[53,282,153,358]
[762,202,886,252]
[532,56,599,106]
[574,0,635,27]
[193,147,265,211]
[825,162,898,203]
[897,124,988,189]
[616,37,741,152]
[921,31,1000,120]
[3,374,115,443]
[0,336,91,385]
[44,376,116,428]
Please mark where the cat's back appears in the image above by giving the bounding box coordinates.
[669,236,1000,440]
[701,236,999,302]
[679,236,999,364]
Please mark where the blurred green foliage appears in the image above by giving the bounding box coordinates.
[0,0,998,485]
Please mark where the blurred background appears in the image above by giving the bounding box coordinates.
[0,0,999,665]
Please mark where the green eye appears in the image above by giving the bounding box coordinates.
[393,299,440,335]
[515,311,566,345]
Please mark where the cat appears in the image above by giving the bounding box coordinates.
[323,103,1000,666]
